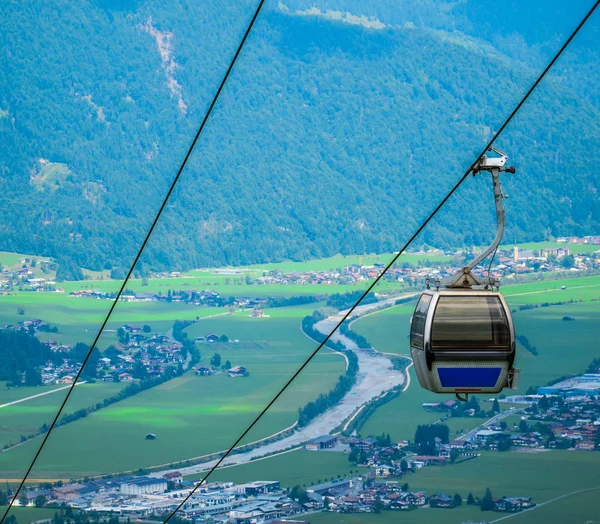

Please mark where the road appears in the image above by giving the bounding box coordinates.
[456,406,527,442]
[0,381,87,410]
[149,295,412,478]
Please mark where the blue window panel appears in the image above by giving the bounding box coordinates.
[438,367,501,388]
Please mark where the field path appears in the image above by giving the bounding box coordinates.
[0,382,87,410]
[148,295,412,478]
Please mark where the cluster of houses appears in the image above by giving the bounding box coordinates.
[18,477,309,523]
[4,238,599,298]
[421,392,600,453]
[19,321,188,385]
[18,472,533,521]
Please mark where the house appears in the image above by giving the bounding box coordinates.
[374,465,394,477]
[228,366,248,377]
[162,471,183,484]
[306,435,338,451]
[58,375,74,385]
[145,433,156,440]
[410,456,447,467]
[205,333,220,343]
[350,437,378,452]
[233,481,281,496]
[428,492,453,508]
[195,365,213,376]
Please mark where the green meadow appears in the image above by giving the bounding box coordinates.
[0,294,225,347]
[0,382,126,449]
[0,507,57,524]
[0,267,597,489]
[0,312,346,479]
[410,451,600,503]
[351,279,600,442]
[187,448,359,487]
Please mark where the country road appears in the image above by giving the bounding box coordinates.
[149,295,413,478]
[0,381,87,410]
[456,406,527,442]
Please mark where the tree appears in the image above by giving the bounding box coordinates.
[219,334,229,343]
[210,353,222,368]
[34,495,47,508]
[290,485,309,504]
[518,419,529,433]
[348,448,358,463]
[19,490,29,507]
[224,360,232,370]
[559,254,575,268]
[25,368,42,386]
[450,449,460,463]
[400,459,409,473]
[467,493,475,505]
[132,361,147,380]
[142,325,151,333]
[468,395,480,412]
[373,495,384,513]
[492,398,500,413]
[358,450,368,465]
[453,493,462,506]
[481,488,494,511]
[401,482,409,492]
[498,438,511,452]
[0,490,8,506]
[539,395,550,410]
[500,421,508,431]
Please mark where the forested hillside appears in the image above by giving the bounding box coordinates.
[1,0,598,277]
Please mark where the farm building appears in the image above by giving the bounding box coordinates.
[306,435,338,451]
[119,476,167,495]
[145,433,156,440]
[228,366,248,377]
[195,365,213,376]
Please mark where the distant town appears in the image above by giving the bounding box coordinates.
[1,236,599,296]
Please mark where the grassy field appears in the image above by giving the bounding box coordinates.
[0,294,225,347]
[186,448,359,487]
[348,277,599,442]
[0,506,57,524]
[308,491,600,524]
[0,311,346,479]
[411,451,600,503]
[308,507,506,524]
[0,382,126,449]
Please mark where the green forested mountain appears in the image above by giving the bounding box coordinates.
[1,0,598,276]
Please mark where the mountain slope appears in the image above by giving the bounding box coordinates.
[1,0,598,275]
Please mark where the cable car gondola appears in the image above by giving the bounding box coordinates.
[410,148,520,399]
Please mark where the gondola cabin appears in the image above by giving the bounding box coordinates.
[410,289,517,395]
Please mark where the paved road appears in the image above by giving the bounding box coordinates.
[0,381,87,410]
[456,406,527,442]
[149,295,412,478]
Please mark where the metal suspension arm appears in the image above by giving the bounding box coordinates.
[465,168,505,272]
[442,148,515,289]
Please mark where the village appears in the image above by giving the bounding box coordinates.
[13,319,247,386]
[11,456,535,522]
[1,238,599,296]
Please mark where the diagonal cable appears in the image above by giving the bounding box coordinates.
[161,2,600,522]
[0,1,265,522]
